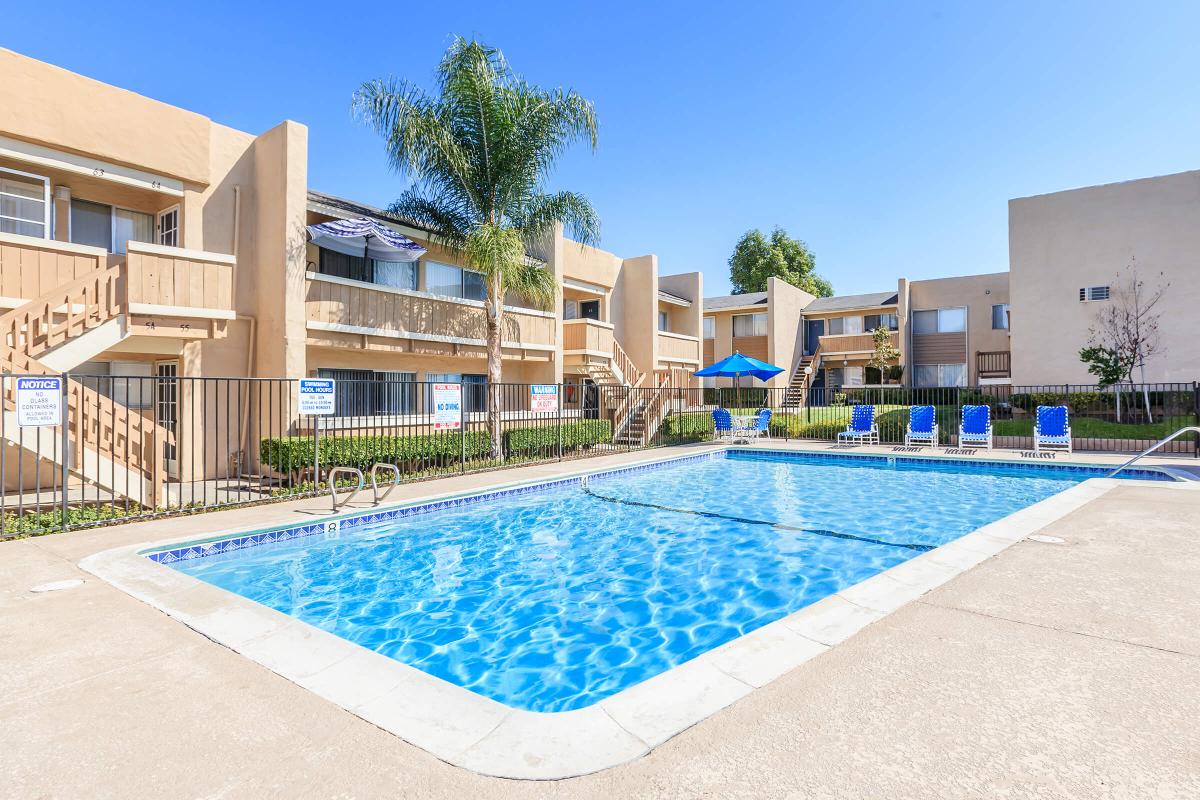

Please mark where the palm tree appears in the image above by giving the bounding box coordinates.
[354,37,600,460]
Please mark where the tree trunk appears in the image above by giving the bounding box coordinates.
[1139,364,1154,423]
[486,281,504,461]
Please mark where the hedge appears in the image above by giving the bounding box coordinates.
[260,420,613,474]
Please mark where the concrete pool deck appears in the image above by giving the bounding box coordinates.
[2,441,1199,797]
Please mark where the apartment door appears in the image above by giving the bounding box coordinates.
[157,206,180,247]
[580,300,601,320]
[804,319,824,355]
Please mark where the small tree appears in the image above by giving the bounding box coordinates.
[1079,344,1127,421]
[1082,260,1168,422]
[867,326,901,385]
[728,227,832,297]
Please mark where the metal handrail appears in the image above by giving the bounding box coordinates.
[1107,426,1200,478]
[370,462,401,504]
[328,466,365,511]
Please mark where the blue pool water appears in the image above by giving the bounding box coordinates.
[166,451,1150,712]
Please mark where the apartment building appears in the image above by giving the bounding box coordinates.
[702,273,1009,400]
[1009,169,1200,384]
[0,49,701,501]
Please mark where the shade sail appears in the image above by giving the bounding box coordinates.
[693,352,784,382]
[306,217,426,262]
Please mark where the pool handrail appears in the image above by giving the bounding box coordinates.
[370,462,401,504]
[1107,426,1200,478]
[328,466,365,512]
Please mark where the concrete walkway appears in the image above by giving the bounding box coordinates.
[2,445,1199,798]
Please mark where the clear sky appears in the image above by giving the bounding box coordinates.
[5,1,1199,296]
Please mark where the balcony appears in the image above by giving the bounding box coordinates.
[817,331,898,356]
[305,272,556,356]
[657,330,701,367]
[0,232,234,339]
[562,318,615,355]
[977,350,1011,379]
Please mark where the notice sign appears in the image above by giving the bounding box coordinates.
[298,379,336,415]
[432,383,462,430]
[16,376,63,427]
[530,384,559,414]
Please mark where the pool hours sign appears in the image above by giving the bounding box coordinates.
[15,376,63,427]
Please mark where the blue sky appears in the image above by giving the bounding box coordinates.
[5,1,1199,296]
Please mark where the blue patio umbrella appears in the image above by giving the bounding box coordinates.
[694,352,784,406]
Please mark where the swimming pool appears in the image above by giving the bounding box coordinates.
[157,450,1163,712]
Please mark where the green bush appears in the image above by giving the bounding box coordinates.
[260,420,613,474]
[503,419,612,454]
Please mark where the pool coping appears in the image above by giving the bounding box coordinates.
[78,447,1179,780]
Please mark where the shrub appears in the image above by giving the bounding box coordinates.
[503,419,612,454]
[260,420,613,474]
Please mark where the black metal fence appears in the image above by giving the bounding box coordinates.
[2,375,1196,538]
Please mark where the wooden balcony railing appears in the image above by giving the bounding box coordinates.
[305,272,555,349]
[562,318,614,353]
[977,350,1011,378]
[656,331,700,364]
[817,331,898,354]
[125,242,234,316]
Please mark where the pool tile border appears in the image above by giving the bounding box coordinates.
[79,448,1185,780]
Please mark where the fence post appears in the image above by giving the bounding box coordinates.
[460,381,466,473]
[557,383,563,461]
[60,372,70,531]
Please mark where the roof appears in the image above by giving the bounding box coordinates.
[803,291,898,312]
[307,190,432,234]
[658,289,692,306]
[703,292,768,311]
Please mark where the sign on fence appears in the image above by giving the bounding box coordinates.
[530,384,559,414]
[15,376,63,427]
[298,379,336,415]
[432,383,462,429]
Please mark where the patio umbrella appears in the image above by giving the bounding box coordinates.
[306,217,427,262]
[694,351,784,407]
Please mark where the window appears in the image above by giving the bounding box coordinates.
[563,299,578,320]
[158,207,180,247]
[316,368,416,416]
[864,313,898,331]
[426,261,486,301]
[827,316,863,335]
[732,312,767,337]
[0,168,49,238]
[991,303,1009,330]
[75,360,154,409]
[580,300,600,320]
[913,307,966,334]
[1079,286,1110,302]
[373,260,418,291]
[914,363,967,387]
[658,310,669,332]
[703,317,715,339]
[69,199,154,254]
[826,367,862,388]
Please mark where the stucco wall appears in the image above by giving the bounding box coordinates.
[908,272,1009,384]
[766,278,814,389]
[0,48,211,184]
[1009,170,1200,385]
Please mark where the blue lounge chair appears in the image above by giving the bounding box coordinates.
[959,405,993,450]
[712,408,734,441]
[837,404,878,445]
[905,405,938,448]
[1034,405,1072,453]
[749,408,772,440]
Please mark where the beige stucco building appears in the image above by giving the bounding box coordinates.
[0,48,701,500]
[1009,169,1200,385]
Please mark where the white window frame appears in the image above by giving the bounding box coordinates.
[913,307,967,334]
[991,303,1009,330]
[0,166,51,239]
[157,205,180,247]
[702,317,715,339]
[732,312,768,337]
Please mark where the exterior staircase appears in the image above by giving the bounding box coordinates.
[1,264,166,507]
[782,346,822,407]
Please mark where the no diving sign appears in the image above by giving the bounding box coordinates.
[16,376,63,427]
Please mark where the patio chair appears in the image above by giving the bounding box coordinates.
[904,405,938,448]
[958,405,993,450]
[749,408,772,440]
[712,408,734,441]
[1034,405,1072,453]
[837,404,878,445]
